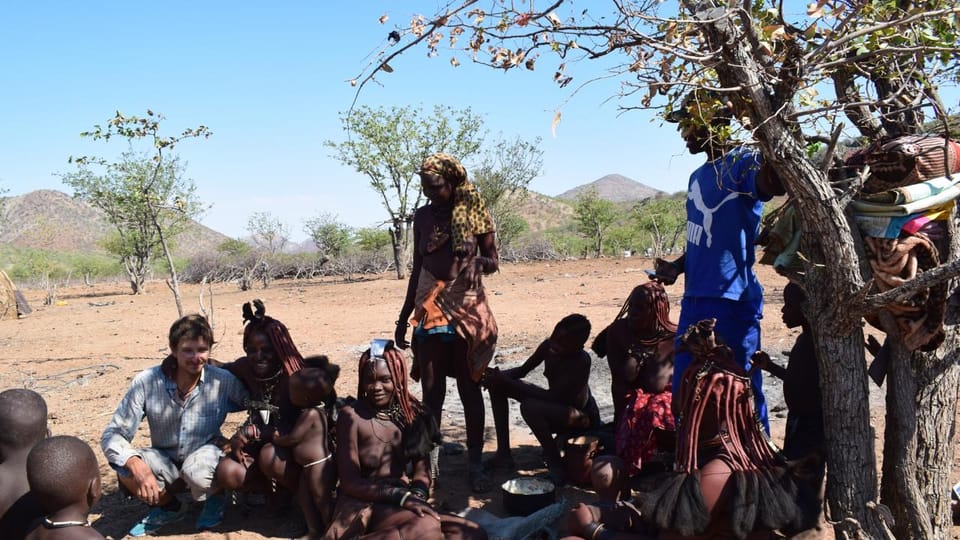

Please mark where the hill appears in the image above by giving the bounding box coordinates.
[0,189,231,259]
[555,173,665,203]
[511,190,575,232]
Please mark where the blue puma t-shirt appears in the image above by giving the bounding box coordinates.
[683,146,770,302]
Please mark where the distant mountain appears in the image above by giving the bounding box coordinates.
[0,189,231,258]
[511,190,574,232]
[555,174,665,203]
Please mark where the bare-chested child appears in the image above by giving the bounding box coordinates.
[267,356,340,539]
[324,340,486,540]
[0,388,48,540]
[25,435,104,540]
[751,283,825,506]
[483,314,598,483]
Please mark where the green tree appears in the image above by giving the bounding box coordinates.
[632,193,687,257]
[354,3,960,537]
[493,213,529,250]
[355,227,392,253]
[247,211,290,255]
[326,104,484,279]
[65,156,196,297]
[72,253,120,286]
[65,111,210,316]
[604,224,637,256]
[471,135,544,249]
[217,238,251,258]
[574,188,619,258]
[304,212,352,258]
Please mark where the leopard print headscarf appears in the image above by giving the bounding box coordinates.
[420,152,495,255]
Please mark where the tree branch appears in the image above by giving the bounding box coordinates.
[860,257,960,314]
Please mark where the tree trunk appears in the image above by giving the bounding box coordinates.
[913,343,960,536]
[880,337,933,539]
[155,221,184,317]
[815,330,894,539]
[883,335,960,538]
[123,256,147,294]
[913,212,960,537]
[127,268,145,295]
[881,211,960,538]
[694,3,895,534]
[390,222,407,280]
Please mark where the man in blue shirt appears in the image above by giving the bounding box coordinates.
[654,90,784,432]
[102,314,248,536]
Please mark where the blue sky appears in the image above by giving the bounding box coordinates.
[1,2,956,242]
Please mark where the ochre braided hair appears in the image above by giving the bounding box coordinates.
[419,152,494,255]
[358,344,420,428]
[242,299,305,376]
[591,281,676,357]
[621,282,677,342]
[674,319,777,474]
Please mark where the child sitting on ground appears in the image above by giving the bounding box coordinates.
[0,388,49,540]
[266,355,340,539]
[483,313,599,482]
[25,435,104,540]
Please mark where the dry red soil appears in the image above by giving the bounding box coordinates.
[2,258,957,539]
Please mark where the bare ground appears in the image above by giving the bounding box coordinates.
[1,258,956,539]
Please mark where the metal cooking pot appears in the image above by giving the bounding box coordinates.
[501,477,556,517]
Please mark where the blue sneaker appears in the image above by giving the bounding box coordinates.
[128,503,187,537]
[196,493,228,531]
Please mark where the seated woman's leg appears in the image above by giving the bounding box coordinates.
[259,443,300,492]
[215,456,249,491]
[519,398,589,475]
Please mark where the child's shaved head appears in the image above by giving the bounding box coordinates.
[290,356,341,408]
[0,389,48,451]
[27,435,100,513]
[554,313,592,348]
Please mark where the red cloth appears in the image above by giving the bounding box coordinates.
[615,386,675,475]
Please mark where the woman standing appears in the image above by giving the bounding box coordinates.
[394,152,499,493]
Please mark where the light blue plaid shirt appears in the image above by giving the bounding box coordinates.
[101,362,249,468]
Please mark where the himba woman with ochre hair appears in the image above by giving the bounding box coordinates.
[565,319,818,540]
[394,152,499,493]
[214,300,309,502]
[323,340,486,540]
[593,281,677,479]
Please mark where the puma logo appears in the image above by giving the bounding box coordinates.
[687,180,738,248]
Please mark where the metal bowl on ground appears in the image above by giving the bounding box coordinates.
[501,476,556,517]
